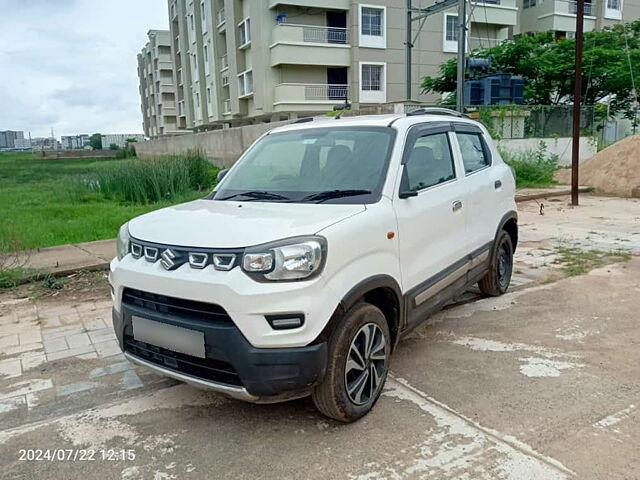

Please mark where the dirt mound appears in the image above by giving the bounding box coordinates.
[555,135,640,197]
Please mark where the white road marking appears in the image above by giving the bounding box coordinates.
[593,405,636,429]
[445,335,583,378]
[373,375,574,480]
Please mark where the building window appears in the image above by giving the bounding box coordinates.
[238,70,253,97]
[523,0,536,7]
[191,54,198,78]
[238,17,251,48]
[443,14,460,53]
[446,15,458,42]
[359,62,386,103]
[361,7,382,36]
[358,4,386,48]
[605,0,622,18]
[200,1,207,32]
[362,64,382,91]
[204,43,210,75]
[206,87,212,106]
[189,14,195,32]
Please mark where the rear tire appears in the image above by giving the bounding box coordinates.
[478,231,513,296]
[312,303,390,423]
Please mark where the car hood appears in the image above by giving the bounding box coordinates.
[128,199,365,248]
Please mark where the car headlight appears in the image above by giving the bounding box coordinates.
[116,223,131,260]
[242,236,326,281]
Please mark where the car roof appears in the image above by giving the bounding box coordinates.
[268,113,485,134]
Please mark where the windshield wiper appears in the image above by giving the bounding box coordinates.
[301,189,372,203]
[217,190,291,201]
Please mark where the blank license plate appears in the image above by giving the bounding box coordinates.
[132,316,205,359]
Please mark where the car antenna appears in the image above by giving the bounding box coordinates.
[333,92,351,119]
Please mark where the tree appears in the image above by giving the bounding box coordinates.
[89,133,102,150]
[108,143,119,150]
[421,21,640,117]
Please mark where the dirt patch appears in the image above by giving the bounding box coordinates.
[0,270,110,310]
[555,135,640,197]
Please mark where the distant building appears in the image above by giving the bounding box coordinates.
[137,30,182,137]
[13,138,32,150]
[0,130,25,150]
[31,137,61,150]
[61,134,90,150]
[101,134,145,149]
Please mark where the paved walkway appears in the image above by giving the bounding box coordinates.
[15,188,593,277]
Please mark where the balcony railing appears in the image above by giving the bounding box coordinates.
[276,23,348,44]
[223,99,231,114]
[221,74,229,87]
[220,54,228,71]
[568,1,593,14]
[275,83,349,103]
[217,8,226,26]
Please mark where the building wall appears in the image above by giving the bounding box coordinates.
[101,134,146,149]
[163,0,639,129]
[138,29,182,137]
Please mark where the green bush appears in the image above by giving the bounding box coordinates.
[500,142,559,188]
[74,152,218,204]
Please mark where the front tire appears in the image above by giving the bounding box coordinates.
[478,231,513,296]
[312,303,390,422]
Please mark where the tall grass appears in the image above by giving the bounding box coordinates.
[500,142,559,188]
[73,152,218,204]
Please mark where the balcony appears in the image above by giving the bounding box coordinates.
[220,54,228,71]
[469,0,518,25]
[217,8,226,29]
[178,100,185,117]
[268,0,349,9]
[271,24,350,67]
[568,0,594,15]
[273,83,349,111]
[223,99,231,114]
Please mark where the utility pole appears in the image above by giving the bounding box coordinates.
[571,0,584,206]
[456,0,467,112]
[405,0,460,103]
[406,0,413,100]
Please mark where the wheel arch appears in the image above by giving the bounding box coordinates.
[313,275,403,352]
[497,211,518,253]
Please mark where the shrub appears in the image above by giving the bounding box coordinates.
[500,142,559,188]
[74,152,218,204]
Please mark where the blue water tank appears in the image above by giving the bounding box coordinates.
[464,74,524,105]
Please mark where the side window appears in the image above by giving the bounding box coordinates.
[404,132,456,192]
[456,132,490,174]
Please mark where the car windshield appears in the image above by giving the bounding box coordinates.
[212,126,395,204]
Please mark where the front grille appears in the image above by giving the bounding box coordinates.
[124,335,242,386]
[122,288,232,324]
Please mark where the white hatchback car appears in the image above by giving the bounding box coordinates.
[110,108,517,422]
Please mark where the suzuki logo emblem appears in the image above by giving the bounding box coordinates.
[160,249,177,270]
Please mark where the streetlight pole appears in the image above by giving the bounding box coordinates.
[571,0,584,206]
[456,0,467,112]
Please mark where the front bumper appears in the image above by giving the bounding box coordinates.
[113,307,328,402]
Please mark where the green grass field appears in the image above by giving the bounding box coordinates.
[0,152,215,252]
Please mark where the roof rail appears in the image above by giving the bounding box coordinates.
[406,107,468,118]
[293,117,314,124]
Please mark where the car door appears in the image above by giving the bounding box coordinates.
[451,123,500,254]
[393,123,467,326]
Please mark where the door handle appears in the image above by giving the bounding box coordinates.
[494,180,502,189]
[452,200,463,212]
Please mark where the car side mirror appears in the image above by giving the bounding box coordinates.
[399,191,418,199]
[217,169,229,183]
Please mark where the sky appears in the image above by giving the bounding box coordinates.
[0,0,169,138]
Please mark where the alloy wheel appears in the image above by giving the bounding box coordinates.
[344,322,388,405]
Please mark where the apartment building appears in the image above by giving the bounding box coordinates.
[164,0,638,130]
[517,0,640,37]
[137,30,182,137]
[0,130,25,150]
[61,134,90,150]
[101,134,145,149]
